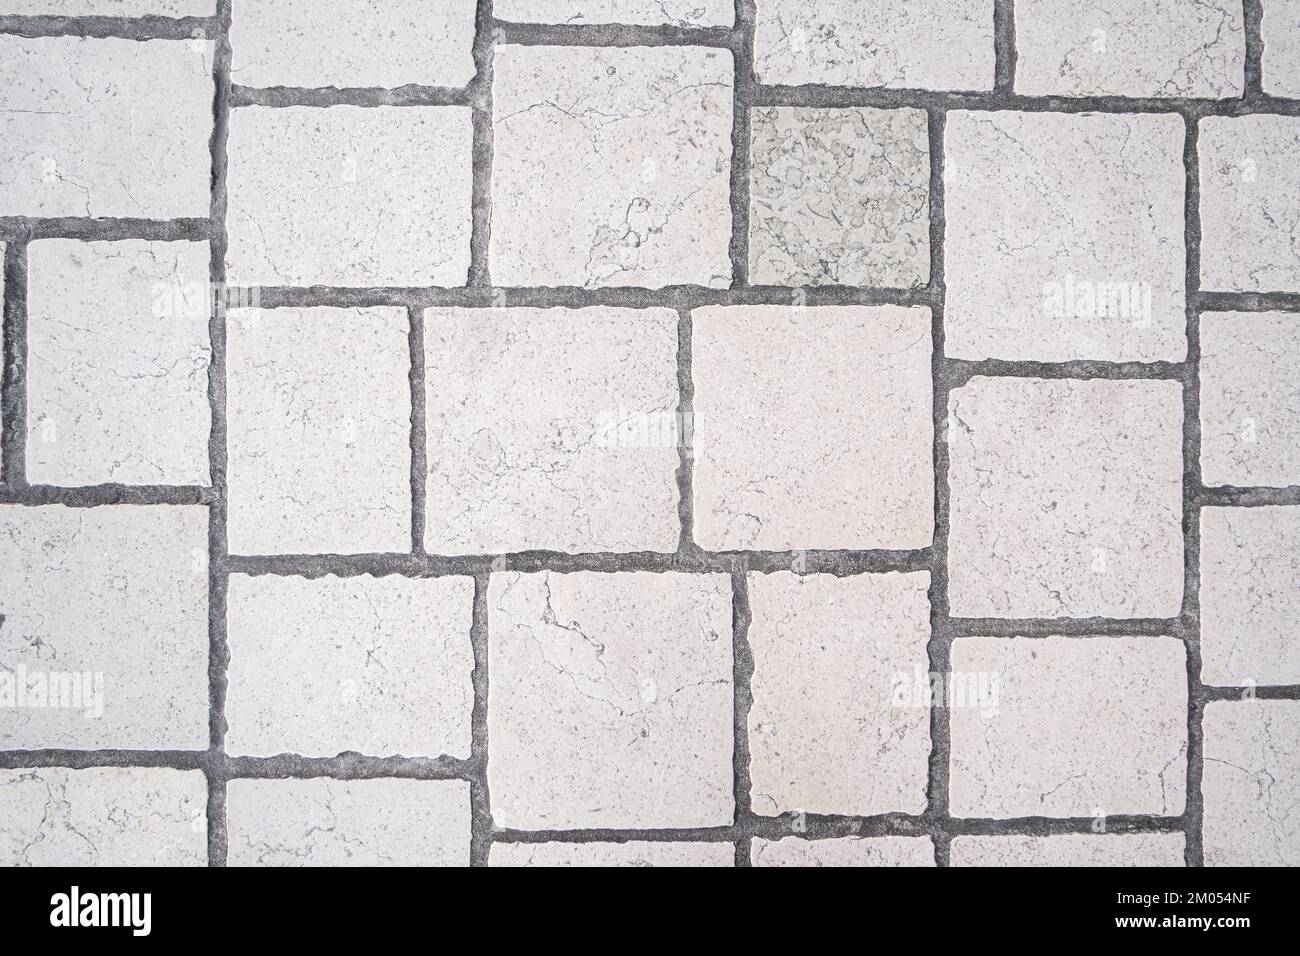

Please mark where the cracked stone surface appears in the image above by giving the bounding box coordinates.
[225,574,475,758]
[945,110,1186,362]
[1015,0,1244,98]
[749,106,929,288]
[949,636,1188,818]
[0,505,209,750]
[949,834,1187,866]
[0,37,212,217]
[26,239,212,486]
[1202,701,1300,866]
[751,836,936,867]
[1200,507,1300,686]
[226,307,411,555]
[225,105,472,286]
[947,377,1184,618]
[692,305,933,551]
[424,307,680,554]
[490,841,734,867]
[225,778,470,866]
[753,0,995,91]
[1199,311,1300,487]
[4,1,212,11]
[0,768,207,867]
[1199,115,1300,293]
[487,571,733,829]
[1263,0,1300,96]
[494,1,733,26]
[747,571,930,817]
[490,44,733,288]
[230,0,477,89]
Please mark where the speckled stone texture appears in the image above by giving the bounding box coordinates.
[6,1,212,11]
[949,834,1187,867]
[494,0,734,26]
[490,841,734,867]
[751,836,936,867]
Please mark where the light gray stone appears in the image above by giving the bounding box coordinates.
[490,44,733,288]
[0,505,209,750]
[1199,116,1300,292]
[949,636,1188,818]
[1202,701,1300,866]
[945,110,1186,361]
[947,377,1184,618]
[487,571,733,829]
[493,0,733,25]
[226,778,470,866]
[424,307,679,554]
[1263,0,1300,97]
[0,768,207,867]
[226,307,410,555]
[3,1,212,11]
[692,305,933,551]
[490,841,734,867]
[1200,507,1300,686]
[751,836,935,867]
[950,834,1186,866]
[225,105,472,286]
[26,239,212,486]
[225,574,475,758]
[753,0,995,91]
[1199,311,1300,487]
[230,0,477,89]
[749,106,929,288]
[1015,0,1244,98]
[747,571,931,817]
[0,37,212,217]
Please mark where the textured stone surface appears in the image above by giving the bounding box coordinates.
[494,1,733,25]
[1202,701,1300,866]
[226,307,410,555]
[26,239,212,486]
[225,575,475,757]
[1263,0,1300,97]
[4,1,212,11]
[225,105,472,286]
[0,37,212,217]
[945,111,1186,361]
[230,0,477,88]
[490,841,734,867]
[692,305,933,551]
[947,378,1184,618]
[424,307,679,554]
[0,505,209,750]
[949,636,1188,818]
[1199,116,1300,293]
[747,571,930,816]
[490,45,733,288]
[226,778,470,866]
[0,768,206,867]
[1015,0,1244,97]
[749,106,929,288]
[1200,507,1300,686]
[751,836,935,867]
[753,0,995,91]
[950,834,1186,866]
[1199,311,1300,487]
[487,571,733,829]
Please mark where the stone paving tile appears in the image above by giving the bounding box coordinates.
[494,0,734,26]
[1263,0,1300,97]
[3,1,212,11]
[489,841,734,867]
[751,836,936,867]
[949,834,1187,867]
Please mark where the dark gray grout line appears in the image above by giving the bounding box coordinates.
[0,485,214,506]
[231,84,472,109]
[468,573,492,866]
[1243,0,1265,98]
[729,569,756,866]
[491,19,737,50]
[1196,290,1300,312]
[407,307,428,556]
[0,13,214,40]
[467,0,495,288]
[674,308,697,554]
[0,218,209,243]
[726,1,756,289]
[1197,485,1300,507]
[941,617,1180,638]
[1,242,28,488]
[993,0,1017,94]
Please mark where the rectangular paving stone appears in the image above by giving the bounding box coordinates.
[424,307,679,554]
[1014,0,1244,98]
[0,768,206,867]
[225,105,472,286]
[751,836,936,867]
[947,378,1184,619]
[226,778,470,866]
[493,0,733,25]
[1263,0,1300,97]
[692,305,933,551]
[945,111,1186,361]
[3,1,213,11]
[1200,507,1300,686]
[490,45,733,288]
[26,239,212,486]
[949,636,1187,818]
[487,571,733,830]
[0,37,213,217]
[230,0,476,89]
[949,834,1186,866]
[490,841,734,867]
[748,571,931,817]
[753,0,995,91]
[1202,701,1300,866]
[225,574,475,758]
[749,106,930,288]
[0,505,209,750]
[1199,311,1300,487]
[226,307,411,555]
